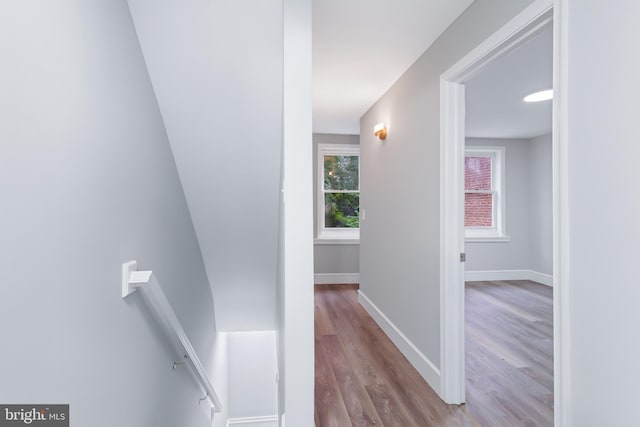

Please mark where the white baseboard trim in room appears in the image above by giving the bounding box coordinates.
[314,273,360,285]
[464,269,553,287]
[357,290,441,396]
[226,415,278,427]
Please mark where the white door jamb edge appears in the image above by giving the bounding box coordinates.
[439,79,466,404]
[553,1,571,426]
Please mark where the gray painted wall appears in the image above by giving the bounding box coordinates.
[128,0,283,332]
[0,1,216,426]
[313,134,360,275]
[359,0,535,368]
[314,246,360,275]
[465,135,552,276]
[528,133,552,275]
[567,1,640,424]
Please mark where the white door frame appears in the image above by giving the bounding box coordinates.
[439,0,569,425]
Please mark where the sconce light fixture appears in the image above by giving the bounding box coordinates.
[374,123,387,140]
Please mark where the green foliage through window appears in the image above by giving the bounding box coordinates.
[325,193,359,228]
[323,154,359,229]
[324,155,359,191]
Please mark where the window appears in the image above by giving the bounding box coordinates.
[464,147,507,241]
[317,143,360,241]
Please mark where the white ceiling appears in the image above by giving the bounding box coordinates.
[313,2,553,139]
[465,24,553,139]
[312,0,475,135]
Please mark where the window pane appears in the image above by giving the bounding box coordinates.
[465,193,493,227]
[324,193,359,228]
[324,155,359,191]
[465,156,492,191]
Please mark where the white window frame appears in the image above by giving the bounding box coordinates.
[464,146,508,242]
[316,143,360,242]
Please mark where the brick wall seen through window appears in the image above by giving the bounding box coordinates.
[465,156,493,227]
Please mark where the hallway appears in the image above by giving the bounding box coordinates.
[314,282,553,426]
[314,284,475,426]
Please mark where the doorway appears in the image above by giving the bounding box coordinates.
[461,21,554,425]
[439,0,567,425]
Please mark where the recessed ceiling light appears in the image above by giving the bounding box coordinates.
[524,89,553,103]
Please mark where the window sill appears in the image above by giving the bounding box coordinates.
[314,238,360,245]
[465,236,511,243]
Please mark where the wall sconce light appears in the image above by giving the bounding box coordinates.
[374,123,387,140]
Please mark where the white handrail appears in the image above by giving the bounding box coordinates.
[122,261,222,415]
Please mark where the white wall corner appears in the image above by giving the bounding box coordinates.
[464,269,553,287]
[314,273,360,285]
[357,290,441,395]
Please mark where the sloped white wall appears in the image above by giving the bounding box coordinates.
[127,0,284,331]
[0,1,216,425]
[129,2,313,424]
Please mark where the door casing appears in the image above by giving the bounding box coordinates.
[439,1,569,425]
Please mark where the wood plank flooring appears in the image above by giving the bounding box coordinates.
[314,281,553,427]
[464,280,553,427]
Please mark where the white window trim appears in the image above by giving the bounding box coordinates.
[464,146,508,242]
[317,143,360,241]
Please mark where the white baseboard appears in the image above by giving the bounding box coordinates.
[357,290,441,396]
[464,269,553,287]
[314,273,360,285]
[527,270,553,286]
[227,415,278,427]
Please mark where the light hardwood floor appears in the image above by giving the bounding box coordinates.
[314,281,553,427]
[465,280,553,426]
